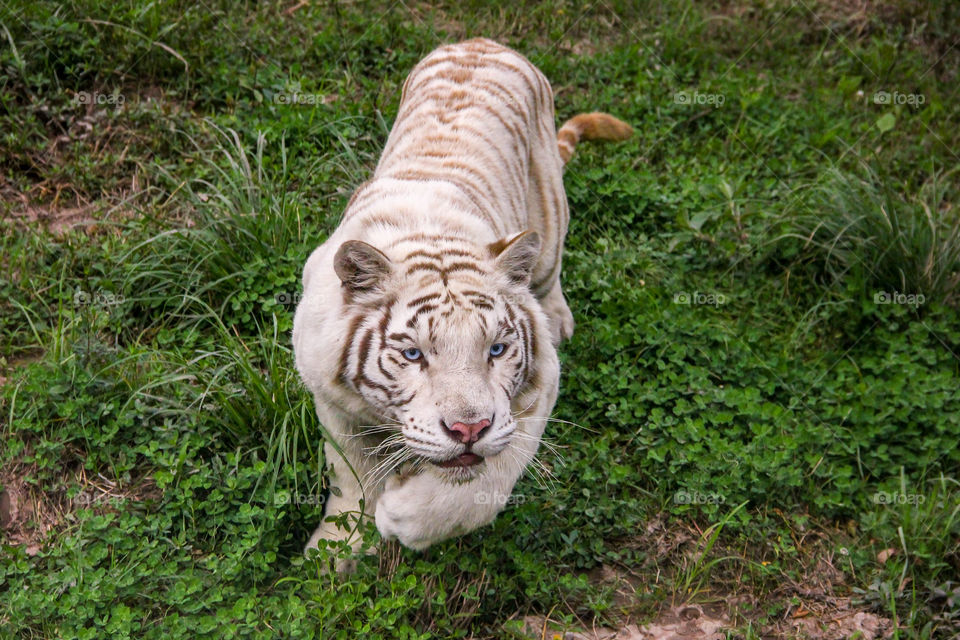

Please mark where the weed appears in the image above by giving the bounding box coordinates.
[777,166,960,307]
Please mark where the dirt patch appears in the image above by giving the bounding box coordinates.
[0,453,159,555]
[0,459,81,555]
[2,175,139,235]
[514,514,894,640]
[585,563,648,613]
[776,600,892,639]
[517,598,892,640]
[518,604,728,640]
[1,86,178,233]
[2,193,144,236]
[5,202,102,234]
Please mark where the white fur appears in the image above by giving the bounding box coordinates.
[293,39,570,567]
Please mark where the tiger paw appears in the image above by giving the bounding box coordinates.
[304,534,365,574]
[375,477,427,550]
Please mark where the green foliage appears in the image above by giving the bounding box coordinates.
[776,167,960,307]
[2,0,959,638]
[117,124,316,335]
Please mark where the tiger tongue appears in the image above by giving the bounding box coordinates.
[434,452,484,468]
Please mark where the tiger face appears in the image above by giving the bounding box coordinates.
[333,230,547,480]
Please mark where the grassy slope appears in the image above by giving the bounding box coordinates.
[1,1,959,638]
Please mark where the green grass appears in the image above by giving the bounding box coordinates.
[1,1,959,638]
[775,166,960,307]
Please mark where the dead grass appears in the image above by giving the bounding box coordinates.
[518,600,892,639]
[377,538,491,633]
[509,511,895,639]
[1,86,186,229]
[0,448,159,555]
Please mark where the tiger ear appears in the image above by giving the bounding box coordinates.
[334,240,393,299]
[489,231,541,286]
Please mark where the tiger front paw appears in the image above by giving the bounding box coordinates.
[304,527,363,574]
[375,476,425,550]
[375,471,460,550]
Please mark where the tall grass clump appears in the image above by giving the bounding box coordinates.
[778,166,960,306]
[184,308,324,477]
[120,122,317,333]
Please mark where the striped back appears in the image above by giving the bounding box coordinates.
[340,37,568,298]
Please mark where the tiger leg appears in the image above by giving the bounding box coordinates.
[305,431,382,572]
[540,280,575,344]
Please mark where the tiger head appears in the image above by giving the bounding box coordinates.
[331,231,554,480]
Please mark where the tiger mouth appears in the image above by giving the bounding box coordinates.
[431,452,484,468]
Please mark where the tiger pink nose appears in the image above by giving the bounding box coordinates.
[443,419,491,444]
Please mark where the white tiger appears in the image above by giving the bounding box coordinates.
[292,38,631,565]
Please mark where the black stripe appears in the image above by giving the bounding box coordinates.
[337,314,364,385]
[408,292,442,307]
[444,262,487,275]
[390,393,416,407]
[407,304,438,327]
[406,262,443,275]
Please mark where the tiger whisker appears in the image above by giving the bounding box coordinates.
[376,446,423,486]
[408,456,429,478]
[531,454,557,485]
[363,433,406,455]
[501,445,543,490]
[510,395,539,418]
[515,416,597,433]
[507,432,567,464]
[525,457,553,491]
[363,447,413,488]
[503,442,554,491]
[525,460,556,491]
[365,456,406,491]
[509,431,564,446]
[341,424,402,439]
[519,440,559,484]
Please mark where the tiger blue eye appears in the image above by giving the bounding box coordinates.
[402,347,422,362]
[489,343,506,357]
